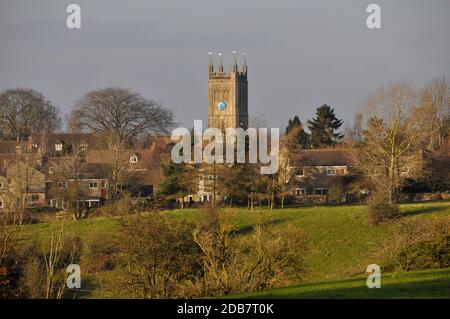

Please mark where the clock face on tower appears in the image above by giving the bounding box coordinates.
[217,101,227,111]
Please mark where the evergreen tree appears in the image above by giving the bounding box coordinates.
[159,161,196,208]
[285,115,310,148]
[307,105,344,147]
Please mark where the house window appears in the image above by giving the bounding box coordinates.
[313,188,329,196]
[89,181,98,189]
[31,195,39,202]
[0,201,3,208]
[294,188,306,196]
[101,180,107,188]
[80,143,88,150]
[55,143,63,151]
[326,168,336,176]
[57,182,66,189]
[86,199,100,208]
[130,155,138,164]
[296,169,305,177]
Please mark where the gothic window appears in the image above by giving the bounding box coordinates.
[130,155,138,164]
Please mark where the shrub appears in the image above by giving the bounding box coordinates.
[376,217,450,272]
[20,234,82,299]
[116,213,202,298]
[367,201,399,225]
[441,191,450,200]
[191,208,309,297]
[81,236,118,273]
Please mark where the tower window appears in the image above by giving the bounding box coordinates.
[130,155,138,164]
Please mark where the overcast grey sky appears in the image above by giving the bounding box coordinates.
[1,0,449,131]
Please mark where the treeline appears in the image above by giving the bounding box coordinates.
[0,87,175,141]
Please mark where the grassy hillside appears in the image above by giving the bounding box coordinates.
[16,201,450,298]
[231,268,450,299]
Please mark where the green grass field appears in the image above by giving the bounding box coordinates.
[16,201,450,298]
[232,268,450,299]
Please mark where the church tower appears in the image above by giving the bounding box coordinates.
[208,52,248,130]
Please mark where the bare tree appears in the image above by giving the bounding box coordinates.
[277,126,303,208]
[7,144,42,224]
[0,88,60,140]
[420,77,450,149]
[73,88,175,143]
[0,211,20,269]
[50,149,87,218]
[103,131,133,203]
[343,113,363,145]
[21,224,82,299]
[354,81,429,203]
[192,208,308,296]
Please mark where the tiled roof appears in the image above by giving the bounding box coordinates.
[294,149,353,166]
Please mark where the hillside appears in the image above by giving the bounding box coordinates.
[16,201,450,298]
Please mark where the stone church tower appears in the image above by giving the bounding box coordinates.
[208,53,248,130]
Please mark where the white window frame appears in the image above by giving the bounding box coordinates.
[55,143,63,151]
[89,181,98,189]
[294,188,307,196]
[86,199,100,208]
[326,168,336,176]
[0,182,3,189]
[313,188,330,196]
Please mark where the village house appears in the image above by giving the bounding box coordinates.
[288,149,353,196]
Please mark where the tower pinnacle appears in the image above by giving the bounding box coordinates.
[208,51,214,75]
[232,50,238,73]
[242,52,248,75]
[218,53,224,74]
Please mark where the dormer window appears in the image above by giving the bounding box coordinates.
[80,143,88,150]
[296,168,305,177]
[55,142,63,151]
[130,155,138,164]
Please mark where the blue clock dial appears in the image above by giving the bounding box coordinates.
[217,101,227,111]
